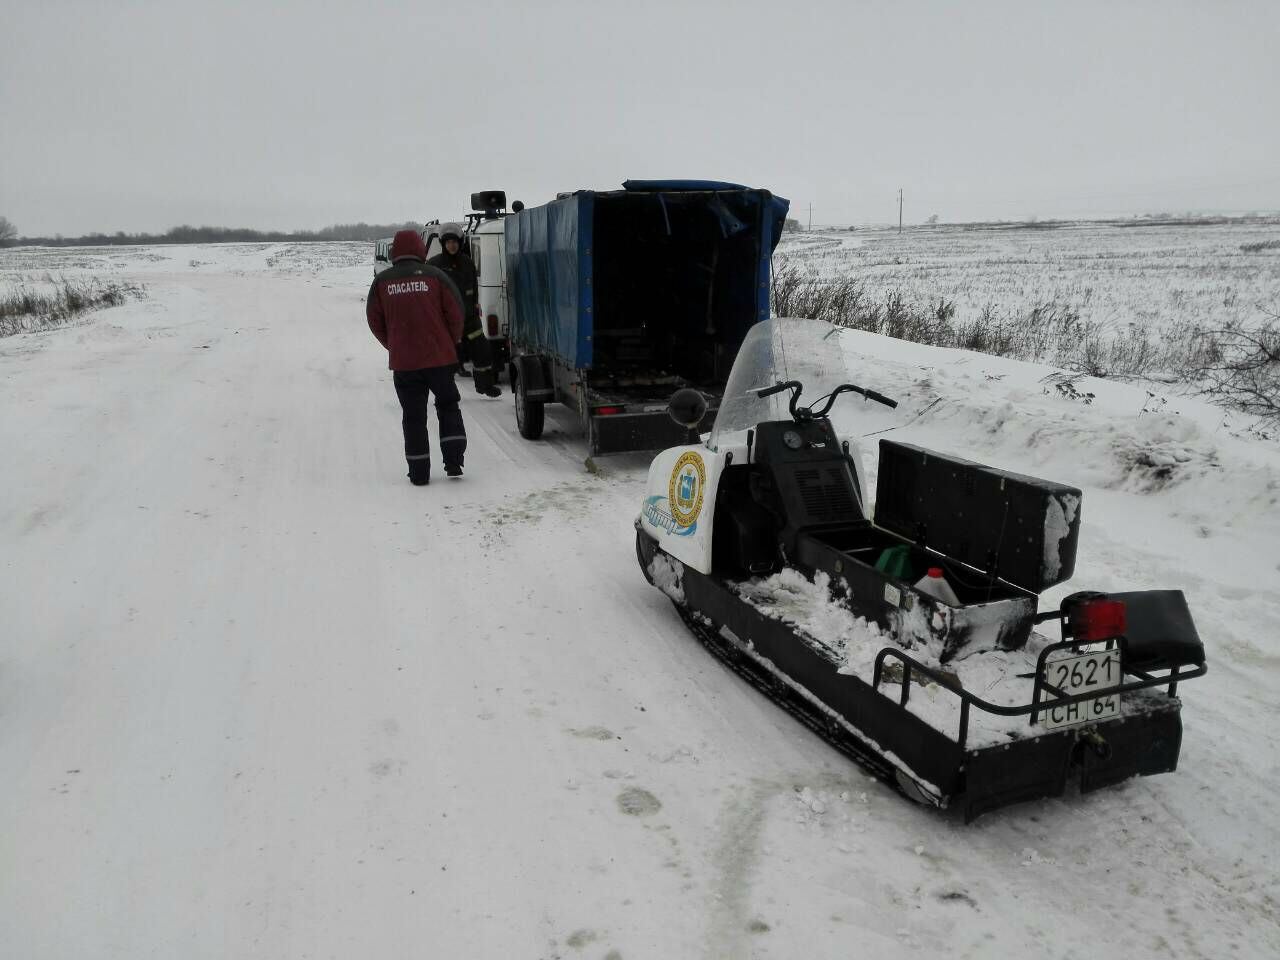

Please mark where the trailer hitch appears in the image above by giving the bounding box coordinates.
[1079,728,1113,761]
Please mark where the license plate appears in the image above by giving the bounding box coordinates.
[1038,649,1121,730]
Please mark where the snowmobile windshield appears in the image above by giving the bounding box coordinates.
[708,317,855,451]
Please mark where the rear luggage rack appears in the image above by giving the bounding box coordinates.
[871,635,1207,751]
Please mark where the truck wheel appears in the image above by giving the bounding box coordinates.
[515,372,545,440]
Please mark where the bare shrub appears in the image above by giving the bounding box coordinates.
[771,260,878,332]
[881,291,913,340]
[770,259,1275,419]
[1240,239,1280,253]
[954,305,1019,356]
[769,259,811,318]
[1187,311,1279,422]
[1007,302,1077,364]
[1071,325,1111,378]
[1102,330,1155,379]
[0,276,145,337]
[1159,317,1222,372]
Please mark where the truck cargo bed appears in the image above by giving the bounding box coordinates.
[505,179,789,454]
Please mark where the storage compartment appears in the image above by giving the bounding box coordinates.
[876,440,1083,594]
[793,439,1085,661]
[799,526,1037,662]
[811,526,1025,604]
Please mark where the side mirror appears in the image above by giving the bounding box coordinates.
[667,388,708,429]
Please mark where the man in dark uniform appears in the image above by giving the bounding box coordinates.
[367,229,468,484]
[429,222,502,398]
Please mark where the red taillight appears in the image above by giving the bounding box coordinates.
[1067,598,1127,643]
[593,405,625,416]
[486,313,499,337]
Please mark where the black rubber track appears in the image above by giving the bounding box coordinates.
[671,601,924,799]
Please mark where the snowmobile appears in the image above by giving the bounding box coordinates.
[635,318,1207,821]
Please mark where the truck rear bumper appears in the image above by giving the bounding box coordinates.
[590,407,715,456]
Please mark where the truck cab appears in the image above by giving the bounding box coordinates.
[470,216,510,370]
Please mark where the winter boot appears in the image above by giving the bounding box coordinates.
[445,463,463,478]
[473,366,501,398]
[407,462,430,486]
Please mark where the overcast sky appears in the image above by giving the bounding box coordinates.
[2,0,1277,235]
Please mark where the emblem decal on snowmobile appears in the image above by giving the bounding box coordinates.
[668,452,706,528]
[642,495,697,536]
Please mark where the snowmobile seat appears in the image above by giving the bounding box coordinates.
[1110,590,1205,671]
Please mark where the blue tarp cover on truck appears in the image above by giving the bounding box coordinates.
[504,193,594,367]
[505,181,790,370]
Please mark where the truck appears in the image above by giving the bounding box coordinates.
[503,179,790,456]
[466,192,523,375]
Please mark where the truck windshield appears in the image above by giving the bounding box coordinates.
[708,317,857,451]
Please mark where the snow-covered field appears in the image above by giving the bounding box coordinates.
[2,240,1278,959]
[779,220,1280,341]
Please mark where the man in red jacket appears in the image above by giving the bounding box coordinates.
[367,229,467,485]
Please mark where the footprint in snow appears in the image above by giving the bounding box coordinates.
[616,786,662,817]
[567,725,617,740]
[564,929,597,949]
[368,759,403,778]
[936,890,979,909]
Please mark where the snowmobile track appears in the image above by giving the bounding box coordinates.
[671,601,921,803]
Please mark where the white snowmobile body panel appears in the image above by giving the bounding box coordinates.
[638,442,729,575]
[638,425,867,575]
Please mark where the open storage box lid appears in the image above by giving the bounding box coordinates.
[875,440,1083,594]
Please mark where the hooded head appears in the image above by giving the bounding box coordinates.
[390,229,426,263]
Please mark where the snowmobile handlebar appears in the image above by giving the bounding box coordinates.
[755,380,898,420]
[811,384,899,415]
[755,381,806,419]
[755,380,801,400]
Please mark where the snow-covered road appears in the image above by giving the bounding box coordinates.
[2,245,1277,959]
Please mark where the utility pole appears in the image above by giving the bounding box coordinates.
[897,188,903,234]
[808,203,812,231]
